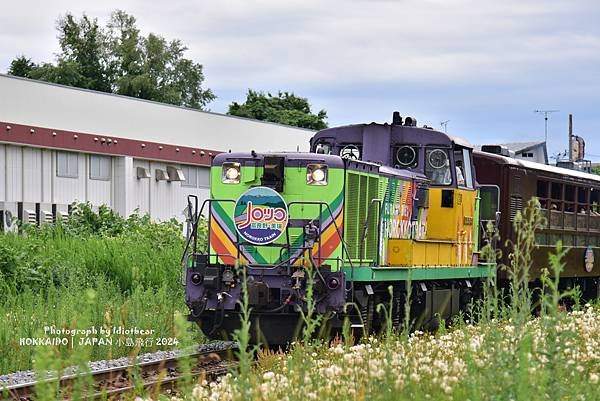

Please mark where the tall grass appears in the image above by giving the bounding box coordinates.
[0,203,205,375]
[190,198,600,401]
[0,279,196,374]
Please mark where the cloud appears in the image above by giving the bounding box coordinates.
[1,0,599,158]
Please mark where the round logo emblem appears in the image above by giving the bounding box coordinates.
[234,187,288,245]
[584,245,595,273]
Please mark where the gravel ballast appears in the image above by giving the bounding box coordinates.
[0,341,236,388]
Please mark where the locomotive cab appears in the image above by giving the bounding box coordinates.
[311,115,480,267]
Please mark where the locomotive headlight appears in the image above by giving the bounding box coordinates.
[307,164,328,185]
[222,162,241,184]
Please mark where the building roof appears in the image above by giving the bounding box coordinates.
[0,74,315,163]
[499,141,546,153]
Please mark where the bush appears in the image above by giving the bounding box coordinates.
[0,203,208,374]
[0,202,203,295]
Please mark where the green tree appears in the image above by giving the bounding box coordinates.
[8,56,35,78]
[7,10,214,110]
[228,90,328,130]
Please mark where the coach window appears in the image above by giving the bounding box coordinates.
[591,189,600,215]
[563,234,574,246]
[57,151,78,178]
[480,185,499,221]
[536,180,549,209]
[89,155,111,180]
[577,187,589,214]
[550,182,563,210]
[564,185,575,213]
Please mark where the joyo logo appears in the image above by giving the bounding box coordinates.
[234,187,289,245]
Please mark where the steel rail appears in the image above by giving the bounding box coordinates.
[1,346,237,400]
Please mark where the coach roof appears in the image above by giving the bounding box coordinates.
[474,150,600,184]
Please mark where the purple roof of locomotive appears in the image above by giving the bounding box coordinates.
[311,122,472,167]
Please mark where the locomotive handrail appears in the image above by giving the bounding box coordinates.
[181,195,200,286]
[190,197,239,266]
[286,200,353,269]
[286,200,356,299]
[286,201,325,265]
[288,201,350,260]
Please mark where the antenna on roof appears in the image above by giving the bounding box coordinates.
[440,120,449,132]
[534,109,559,143]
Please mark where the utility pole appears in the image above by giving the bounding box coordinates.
[440,120,449,133]
[534,109,559,143]
[568,114,573,162]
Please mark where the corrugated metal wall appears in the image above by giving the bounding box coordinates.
[0,143,209,223]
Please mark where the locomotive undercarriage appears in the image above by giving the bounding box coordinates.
[186,256,486,345]
[497,276,600,309]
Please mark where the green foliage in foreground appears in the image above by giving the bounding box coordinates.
[194,306,600,401]
[0,203,185,294]
[190,198,600,401]
[0,278,194,374]
[0,203,205,375]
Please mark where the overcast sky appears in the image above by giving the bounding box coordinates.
[1,0,599,160]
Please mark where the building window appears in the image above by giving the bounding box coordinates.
[181,165,197,187]
[56,151,78,178]
[90,155,111,180]
[521,152,534,158]
[181,165,210,188]
[198,167,210,188]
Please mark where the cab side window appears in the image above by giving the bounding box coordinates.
[453,148,474,189]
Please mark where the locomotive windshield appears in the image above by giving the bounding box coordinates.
[339,144,361,160]
[315,142,332,154]
[396,145,419,168]
[425,148,452,185]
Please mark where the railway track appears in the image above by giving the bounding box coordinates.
[1,343,237,400]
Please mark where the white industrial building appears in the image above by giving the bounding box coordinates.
[500,141,548,164]
[0,74,314,230]
[477,141,549,165]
